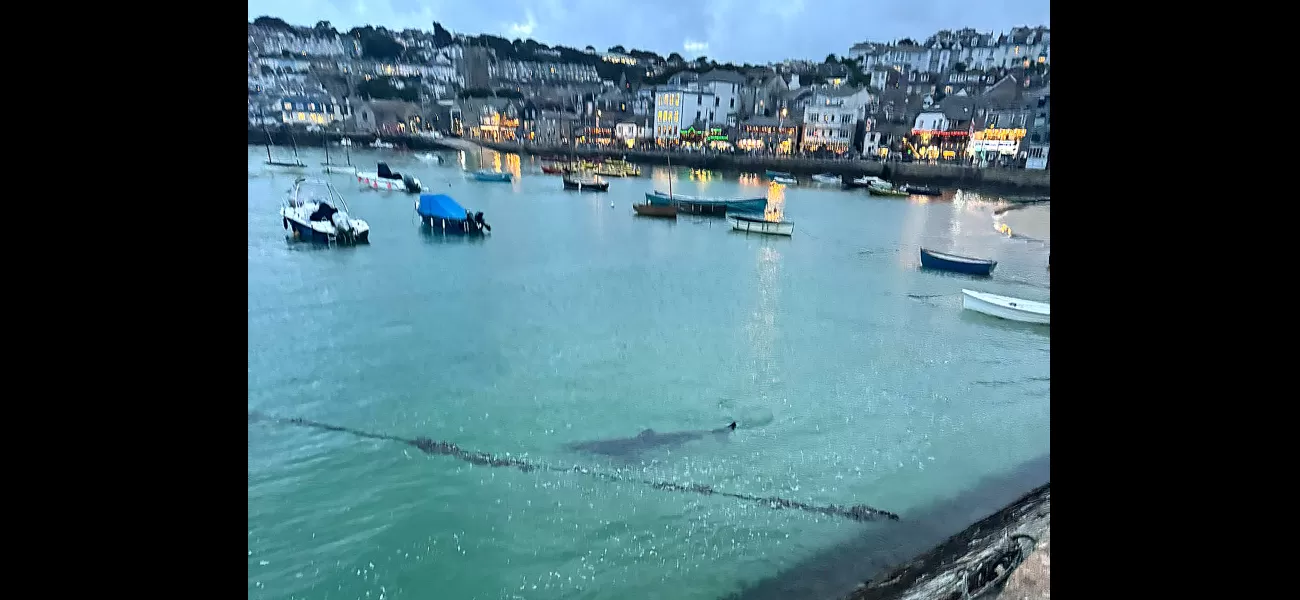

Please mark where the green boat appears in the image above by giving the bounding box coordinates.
[866,184,909,197]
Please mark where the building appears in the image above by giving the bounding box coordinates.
[909,97,975,161]
[1024,86,1049,169]
[278,95,347,126]
[653,88,716,145]
[354,100,422,134]
[462,98,521,142]
[536,110,581,145]
[248,27,351,57]
[489,59,600,84]
[461,46,493,89]
[740,69,791,118]
[800,86,871,154]
[735,115,798,154]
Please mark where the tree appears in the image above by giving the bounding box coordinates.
[431,22,454,46]
[694,56,709,65]
[252,16,293,32]
[953,62,968,73]
[668,52,684,63]
[585,45,596,52]
[356,77,419,102]
[313,21,336,35]
[361,33,405,60]
[898,38,916,46]
[824,53,838,64]
[260,64,275,76]
[608,45,626,53]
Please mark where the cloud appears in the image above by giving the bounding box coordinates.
[506,9,536,37]
[683,40,708,53]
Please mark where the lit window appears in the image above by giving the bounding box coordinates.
[283,102,292,110]
[308,103,315,111]
[297,112,306,121]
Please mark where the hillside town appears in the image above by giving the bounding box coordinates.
[248,18,1050,170]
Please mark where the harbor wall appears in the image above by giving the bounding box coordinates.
[247,128,1050,195]
[476,140,1051,195]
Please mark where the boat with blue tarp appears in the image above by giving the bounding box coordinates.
[415,193,490,234]
[645,190,767,216]
[920,248,997,276]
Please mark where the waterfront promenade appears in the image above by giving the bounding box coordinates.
[248,128,1050,195]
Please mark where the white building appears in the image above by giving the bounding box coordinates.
[653,88,716,143]
[249,28,351,57]
[664,70,746,127]
[801,86,871,153]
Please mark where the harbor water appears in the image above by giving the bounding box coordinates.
[248,146,1050,600]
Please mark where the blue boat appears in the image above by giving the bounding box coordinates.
[472,169,513,183]
[764,169,792,178]
[416,193,490,234]
[645,191,767,216]
[919,248,997,276]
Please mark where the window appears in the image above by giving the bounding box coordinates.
[308,103,316,111]
[696,111,701,121]
[944,86,952,94]
[697,96,702,105]
[296,112,306,121]
[730,98,735,108]
[283,102,292,110]
[841,114,851,124]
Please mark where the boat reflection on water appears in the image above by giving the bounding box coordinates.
[420,227,488,245]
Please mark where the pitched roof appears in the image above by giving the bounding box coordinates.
[698,69,746,84]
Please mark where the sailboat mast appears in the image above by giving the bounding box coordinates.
[265,127,273,163]
[667,153,673,199]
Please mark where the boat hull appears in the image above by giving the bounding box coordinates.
[773,177,797,185]
[563,179,609,192]
[902,186,942,196]
[284,216,369,245]
[644,191,766,215]
[961,290,1050,325]
[764,170,791,178]
[541,166,567,175]
[473,171,513,182]
[419,216,487,235]
[920,249,997,276]
[811,174,840,184]
[633,203,677,218]
[867,186,909,197]
[357,173,409,191]
[730,217,794,236]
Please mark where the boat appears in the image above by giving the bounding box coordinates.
[541,164,568,175]
[633,203,677,218]
[473,169,513,182]
[646,191,767,216]
[843,175,889,189]
[919,248,998,276]
[592,164,626,177]
[898,184,941,196]
[867,183,910,197]
[773,175,797,185]
[280,177,369,245]
[338,137,354,147]
[416,152,444,164]
[961,289,1050,325]
[357,162,422,193]
[811,173,841,184]
[370,138,396,149]
[263,127,306,168]
[765,170,792,178]
[415,193,490,235]
[730,213,794,236]
[563,174,609,192]
[594,159,641,177]
[321,138,355,174]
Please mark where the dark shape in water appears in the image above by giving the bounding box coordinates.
[249,412,899,523]
[566,422,737,457]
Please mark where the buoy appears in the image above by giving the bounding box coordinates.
[610,201,615,207]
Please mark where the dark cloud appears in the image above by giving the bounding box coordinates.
[250,0,1048,63]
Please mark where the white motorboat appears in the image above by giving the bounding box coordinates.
[729,214,795,236]
[853,176,889,187]
[280,178,370,245]
[339,138,354,147]
[811,173,840,184]
[356,162,422,193]
[961,289,1049,325]
[370,138,396,149]
[773,175,797,185]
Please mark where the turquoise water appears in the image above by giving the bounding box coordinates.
[248,146,1050,600]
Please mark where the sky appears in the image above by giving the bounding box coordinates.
[247,0,1049,64]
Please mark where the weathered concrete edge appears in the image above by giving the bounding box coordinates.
[845,484,1050,600]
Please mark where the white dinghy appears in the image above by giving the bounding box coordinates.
[961,289,1050,325]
